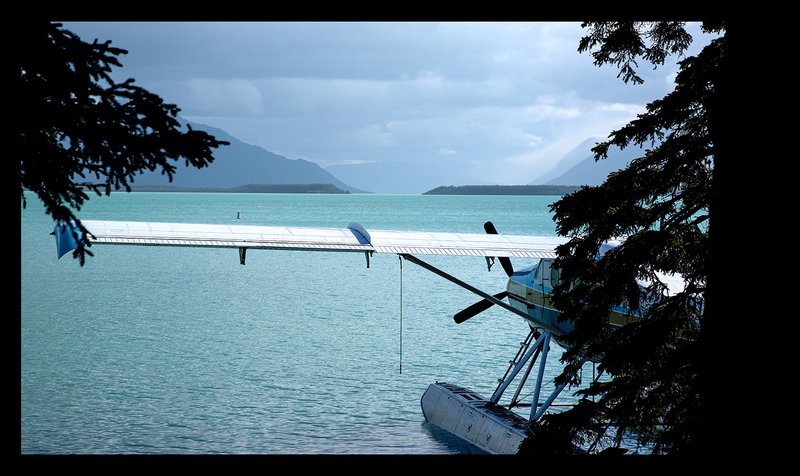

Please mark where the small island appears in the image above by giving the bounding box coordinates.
[423,185,581,196]
[130,183,350,194]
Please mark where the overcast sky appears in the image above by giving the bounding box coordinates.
[63,22,715,190]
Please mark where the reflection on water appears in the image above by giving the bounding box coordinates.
[421,422,489,455]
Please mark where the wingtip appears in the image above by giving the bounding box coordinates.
[53,221,82,259]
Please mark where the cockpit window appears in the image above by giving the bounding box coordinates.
[539,259,552,288]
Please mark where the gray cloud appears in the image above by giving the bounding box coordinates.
[63,21,716,191]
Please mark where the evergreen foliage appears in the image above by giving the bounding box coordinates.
[520,21,728,454]
[15,22,228,264]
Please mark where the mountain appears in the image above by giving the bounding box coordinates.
[132,120,365,193]
[542,142,649,186]
[532,137,603,185]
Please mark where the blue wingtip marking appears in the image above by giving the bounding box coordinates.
[347,222,371,245]
[54,221,83,259]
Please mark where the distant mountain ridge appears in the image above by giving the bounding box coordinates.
[534,137,602,184]
[133,120,365,193]
[533,139,650,186]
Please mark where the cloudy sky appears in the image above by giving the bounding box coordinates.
[63,22,715,193]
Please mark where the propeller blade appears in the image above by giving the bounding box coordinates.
[483,221,514,277]
[454,291,509,324]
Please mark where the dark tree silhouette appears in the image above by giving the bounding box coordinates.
[519,21,736,454]
[15,22,228,264]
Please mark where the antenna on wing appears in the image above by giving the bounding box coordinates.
[399,255,404,374]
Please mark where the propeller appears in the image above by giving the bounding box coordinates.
[453,222,516,324]
[454,291,509,324]
[483,221,514,277]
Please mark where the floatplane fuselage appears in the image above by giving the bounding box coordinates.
[506,259,640,354]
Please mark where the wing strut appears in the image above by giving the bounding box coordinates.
[399,253,531,321]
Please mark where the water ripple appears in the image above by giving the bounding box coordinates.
[22,193,589,454]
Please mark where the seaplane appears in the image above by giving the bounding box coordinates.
[51,218,687,454]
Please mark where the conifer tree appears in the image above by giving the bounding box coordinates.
[520,21,733,454]
[15,22,228,264]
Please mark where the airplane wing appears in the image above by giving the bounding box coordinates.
[54,219,567,260]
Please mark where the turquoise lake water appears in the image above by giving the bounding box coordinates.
[21,192,591,454]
